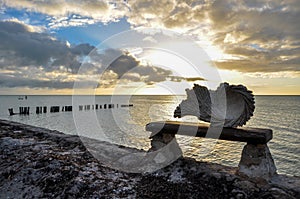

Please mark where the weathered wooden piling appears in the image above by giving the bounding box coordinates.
[19,107,23,114]
[63,106,72,112]
[43,106,47,113]
[120,104,133,107]
[50,106,60,113]
[19,107,30,115]
[8,108,14,116]
[76,104,127,111]
[36,107,43,114]
[25,107,30,115]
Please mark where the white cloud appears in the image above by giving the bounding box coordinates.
[1,0,300,74]
[3,0,128,28]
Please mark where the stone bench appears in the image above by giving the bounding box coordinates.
[146,121,277,180]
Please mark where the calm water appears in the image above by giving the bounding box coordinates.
[0,95,299,176]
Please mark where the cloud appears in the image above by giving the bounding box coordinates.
[0,19,95,74]
[0,20,191,89]
[0,74,74,89]
[206,0,300,73]
[2,0,109,18]
[89,48,182,88]
[2,0,300,81]
[0,20,97,89]
[125,0,300,73]
[2,0,128,28]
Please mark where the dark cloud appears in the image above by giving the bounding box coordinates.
[0,20,94,74]
[71,43,95,55]
[108,52,140,78]
[91,49,183,88]
[127,0,300,73]
[207,0,300,73]
[3,0,300,75]
[0,74,73,89]
[0,20,194,90]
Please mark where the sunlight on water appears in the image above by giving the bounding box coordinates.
[0,95,299,176]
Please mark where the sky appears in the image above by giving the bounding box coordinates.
[0,0,299,95]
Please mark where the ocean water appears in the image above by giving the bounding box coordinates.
[0,95,299,176]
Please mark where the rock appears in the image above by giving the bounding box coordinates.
[231,189,247,199]
[211,172,222,180]
[238,143,277,180]
[268,187,295,199]
[233,180,258,192]
[0,119,299,198]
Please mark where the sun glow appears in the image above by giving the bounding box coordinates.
[196,39,236,61]
[140,50,202,78]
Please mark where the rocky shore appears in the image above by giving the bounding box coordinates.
[0,119,299,198]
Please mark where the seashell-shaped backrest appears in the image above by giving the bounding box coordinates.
[174,82,255,127]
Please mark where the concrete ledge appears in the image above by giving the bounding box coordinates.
[0,119,299,198]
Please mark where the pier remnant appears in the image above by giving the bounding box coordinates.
[50,106,60,113]
[43,106,47,113]
[36,107,42,114]
[8,108,14,116]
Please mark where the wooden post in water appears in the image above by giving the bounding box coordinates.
[50,106,59,113]
[8,108,14,116]
[43,106,47,113]
[25,107,30,115]
[64,106,72,112]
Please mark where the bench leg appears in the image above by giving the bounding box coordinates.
[149,133,182,164]
[238,143,277,180]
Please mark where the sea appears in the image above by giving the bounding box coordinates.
[0,95,299,176]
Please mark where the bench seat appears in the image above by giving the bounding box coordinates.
[146,121,272,144]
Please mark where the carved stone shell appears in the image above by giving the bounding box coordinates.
[174,82,255,127]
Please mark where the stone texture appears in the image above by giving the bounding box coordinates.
[149,133,183,166]
[238,143,277,180]
[0,119,299,198]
